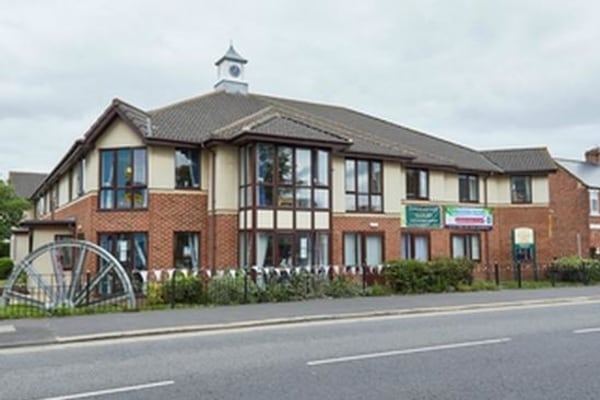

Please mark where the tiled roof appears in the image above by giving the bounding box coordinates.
[146,91,499,170]
[8,171,47,199]
[555,158,600,188]
[481,148,556,173]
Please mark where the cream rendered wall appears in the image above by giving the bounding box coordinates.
[148,146,175,189]
[429,171,456,202]
[383,161,402,213]
[532,176,549,203]
[332,156,345,213]
[200,149,210,191]
[31,227,72,276]
[212,145,239,211]
[58,174,69,207]
[487,176,511,204]
[10,233,29,264]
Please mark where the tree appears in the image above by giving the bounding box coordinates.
[0,180,30,240]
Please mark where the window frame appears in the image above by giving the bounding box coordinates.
[175,148,201,190]
[590,189,600,216]
[250,230,330,267]
[344,158,383,213]
[98,147,148,210]
[458,174,479,203]
[401,232,431,261]
[98,232,148,271]
[510,175,532,204]
[450,233,481,262]
[173,231,200,271]
[343,231,385,267]
[406,168,429,200]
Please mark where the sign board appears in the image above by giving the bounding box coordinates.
[402,205,442,228]
[444,207,493,230]
[514,227,535,245]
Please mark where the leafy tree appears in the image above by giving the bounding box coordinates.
[0,180,30,240]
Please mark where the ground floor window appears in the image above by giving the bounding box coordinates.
[174,232,199,271]
[343,232,383,267]
[402,233,430,261]
[239,231,329,268]
[451,233,480,261]
[99,232,148,271]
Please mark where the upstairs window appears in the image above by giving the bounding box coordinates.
[99,148,147,210]
[590,189,600,216]
[511,176,532,204]
[459,174,479,203]
[406,168,428,200]
[175,148,200,189]
[345,159,383,212]
[76,158,85,196]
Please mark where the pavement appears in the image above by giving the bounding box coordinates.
[1,285,599,350]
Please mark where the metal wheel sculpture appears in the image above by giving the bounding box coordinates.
[1,240,136,311]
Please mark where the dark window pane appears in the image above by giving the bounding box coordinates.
[257,185,273,206]
[117,149,131,187]
[357,161,369,193]
[175,149,199,188]
[101,151,114,188]
[317,150,329,186]
[132,188,147,209]
[371,195,382,212]
[278,147,293,184]
[296,188,311,208]
[357,195,369,211]
[277,187,293,207]
[133,149,146,186]
[116,189,130,209]
[257,144,275,183]
[345,194,356,211]
[371,162,382,194]
[314,189,329,209]
[278,235,293,267]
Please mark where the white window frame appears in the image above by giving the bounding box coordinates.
[590,189,600,216]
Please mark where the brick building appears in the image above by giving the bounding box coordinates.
[15,46,564,277]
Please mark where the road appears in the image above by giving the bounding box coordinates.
[2,300,600,400]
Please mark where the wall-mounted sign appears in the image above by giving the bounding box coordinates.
[402,205,442,228]
[514,227,535,245]
[512,227,535,263]
[444,207,493,230]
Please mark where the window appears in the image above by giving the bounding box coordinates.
[77,158,85,196]
[99,148,147,210]
[250,144,330,210]
[51,185,59,211]
[511,176,531,204]
[343,233,383,266]
[590,190,600,216]
[99,232,148,271]
[345,159,383,212]
[406,168,428,200]
[175,148,200,189]
[459,174,479,203]
[451,234,480,261]
[252,231,329,267]
[402,233,430,261]
[68,169,73,202]
[174,232,199,271]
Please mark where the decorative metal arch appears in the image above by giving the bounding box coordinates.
[1,239,136,310]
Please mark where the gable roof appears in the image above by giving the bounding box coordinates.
[8,171,47,199]
[555,158,600,189]
[481,148,556,173]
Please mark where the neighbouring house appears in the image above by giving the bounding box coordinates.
[553,147,600,259]
[16,45,563,281]
[7,171,46,220]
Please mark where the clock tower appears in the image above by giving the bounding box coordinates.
[214,44,248,94]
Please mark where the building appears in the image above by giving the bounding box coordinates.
[7,171,46,220]
[17,45,560,277]
[553,147,600,259]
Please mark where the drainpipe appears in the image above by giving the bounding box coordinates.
[207,146,217,275]
[484,175,491,269]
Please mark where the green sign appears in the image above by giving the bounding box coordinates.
[403,205,442,228]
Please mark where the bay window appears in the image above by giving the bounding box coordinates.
[249,231,329,267]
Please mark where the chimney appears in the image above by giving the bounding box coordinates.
[585,147,600,165]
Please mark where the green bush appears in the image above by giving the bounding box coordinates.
[0,257,13,280]
[207,274,254,305]
[383,257,475,294]
[146,282,166,306]
[324,275,362,298]
[164,274,206,304]
[547,257,600,284]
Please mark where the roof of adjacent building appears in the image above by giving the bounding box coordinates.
[555,158,600,189]
[8,171,47,198]
[481,148,556,173]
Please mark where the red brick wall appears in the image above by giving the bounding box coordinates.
[331,215,401,265]
[549,167,590,258]
[52,191,209,271]
[212,214,239,268]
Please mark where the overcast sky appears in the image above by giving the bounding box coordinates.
[1,0,599,179]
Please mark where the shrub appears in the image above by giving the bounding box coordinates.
[324,275,362,298]
[547,256,600,284]
[164,274,206,304]
[0,257,13,280]
[146,282,166,306]
[207,274,255,305]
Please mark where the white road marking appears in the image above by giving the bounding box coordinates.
[574,327,600,334]
[0,325,16,333]
[307,337,511,366]
[36,380,174,400]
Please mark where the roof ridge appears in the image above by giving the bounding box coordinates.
[481,146,549,154]
[148,91,224,114]
[211,106,277,137]
[253,114,351,143]
[113,98,149,115]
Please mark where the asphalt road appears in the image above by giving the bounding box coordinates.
[2,300,600,400]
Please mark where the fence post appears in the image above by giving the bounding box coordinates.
[85,271,90,308]
[170,273,176,309]
[362,264,367,294]
[517,263,522,289]
[533,263,539,282]
[494,263,500,287]
[243,267,249,304]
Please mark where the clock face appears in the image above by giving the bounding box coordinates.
[229,64,241,78]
